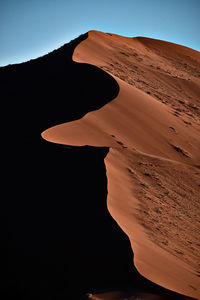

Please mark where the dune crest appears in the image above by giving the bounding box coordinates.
[42,30,200,299]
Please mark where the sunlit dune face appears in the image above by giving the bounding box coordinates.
[42,31,200,299]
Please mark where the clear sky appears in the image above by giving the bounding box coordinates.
[0,0,199,66]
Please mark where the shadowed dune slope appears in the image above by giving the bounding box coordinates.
[2,33,128,300]
[42,31,200,299]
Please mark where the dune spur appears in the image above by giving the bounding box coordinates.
[42,31,200,299]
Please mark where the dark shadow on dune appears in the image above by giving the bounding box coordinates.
[2,34,194,299]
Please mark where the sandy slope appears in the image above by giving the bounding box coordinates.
[42,31,200,299]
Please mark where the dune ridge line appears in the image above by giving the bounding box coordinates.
[42,30,200,299]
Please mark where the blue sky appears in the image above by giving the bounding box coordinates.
[0,0,199,66]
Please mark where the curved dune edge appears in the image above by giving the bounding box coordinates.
[42,31,200,299]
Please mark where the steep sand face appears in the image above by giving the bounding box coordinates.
[42,31,200,299]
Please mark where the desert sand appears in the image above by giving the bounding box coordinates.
[42,31,200,299]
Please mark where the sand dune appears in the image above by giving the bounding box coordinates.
[42,31,200,299]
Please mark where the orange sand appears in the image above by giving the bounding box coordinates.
[42,31,200,299]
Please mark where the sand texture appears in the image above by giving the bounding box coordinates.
[42,31,200,299]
